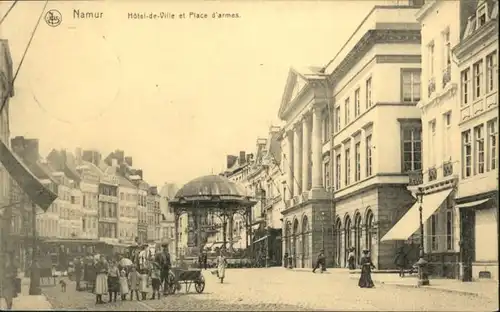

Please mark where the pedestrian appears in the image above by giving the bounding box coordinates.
[1,254,19,310]
[347,247,356,270]
[155,243,171,296]
[312,249,326,273]
[203,252,208,270]
[150,263,161,300]
[139,268,149,300]
[283,252,289,268]
[127,265,140,300]
[94,255,108,304]
[74,257,82,291]
[119,269,129,300]
[216,249,228,284]
[107,260,120,302]
[394,246,407,277]
[358,249,376,288]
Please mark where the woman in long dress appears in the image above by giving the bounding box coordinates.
[358,249,376,288]
[94,255,109,304]
[216,249,228,284]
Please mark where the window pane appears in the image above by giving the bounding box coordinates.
[403,162,413,171]
[403,142,412,151]
[402,73,412,83]
[414,142,422,152]
[414,152,421,162]
[404,152,413,162]
[403,129,412,140]
[414,130,421,140]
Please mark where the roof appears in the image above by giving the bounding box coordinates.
[81,160,104,177]
[118,175,136,188]
[170,174,257,208]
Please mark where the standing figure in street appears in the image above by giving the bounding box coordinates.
[394,246,408,277]
[94,255,108,304]
[150,263,161,300]
[358,249,376,288]
[107,260,120,302]
[119,269,129,300]
[154,243,171,296]
[202,252,208,270]
[1,254,19,310]
[127,266,140,300]
[312,249,326,273]
[347,247,356,270]
[283,252,289,268]
[216,249,228,284]
[138,244,149,272]
[139,268,149,300]
[74,257,82,291]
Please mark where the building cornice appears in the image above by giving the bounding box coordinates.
[453,20,498,63]
[415,0,437,22]
[328,29,421,85]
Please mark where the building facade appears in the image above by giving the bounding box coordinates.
[118,176,138,245]
[131,177,149,244]
[329,5,425,270]
[160,183,178,257]
[147,186,162,243]
[97,170,119,244]
[453,0,498,281]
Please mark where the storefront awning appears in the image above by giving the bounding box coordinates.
[253,235,269,244]
[0,140,57,211]
[381,189,452,242]
[456,198,490,209]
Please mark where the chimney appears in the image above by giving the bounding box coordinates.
[246,153,254,163]
[124,156,133,167]
[11,136,39,164]
[226,155,237,169]
[239,151,246,165]
[115,150,125,164]
[136,169,143,180]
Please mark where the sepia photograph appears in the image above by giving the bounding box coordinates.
[0,0,498,310]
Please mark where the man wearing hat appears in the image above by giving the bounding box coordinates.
[154,243,171,295]
[312,249,326,273]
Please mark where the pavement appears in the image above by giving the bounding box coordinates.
[32,267,498,311]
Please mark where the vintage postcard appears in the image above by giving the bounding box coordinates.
[0,0,498,311]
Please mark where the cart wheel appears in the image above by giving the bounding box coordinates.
[195,275,205,293]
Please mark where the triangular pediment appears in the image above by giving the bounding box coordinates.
[278,68,310,120]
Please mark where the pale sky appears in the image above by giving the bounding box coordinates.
[0,1,391,187]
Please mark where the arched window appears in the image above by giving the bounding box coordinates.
[344,216,352,265]
[365,210,374,250]
[334,217,342,267]
[354,213,363,263]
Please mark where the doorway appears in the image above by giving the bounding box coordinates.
[460,209,475,282]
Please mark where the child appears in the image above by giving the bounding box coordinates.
[127,266,140,301]
[139,269,149,300]
[119,269,129,301]
[150,264,161,300]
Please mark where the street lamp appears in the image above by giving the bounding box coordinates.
[416,187,430,286]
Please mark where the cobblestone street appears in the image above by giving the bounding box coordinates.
[41,268,498,311]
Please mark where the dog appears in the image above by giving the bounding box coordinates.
[59,279,67,292]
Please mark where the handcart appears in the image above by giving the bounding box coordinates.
[166,267,205,294]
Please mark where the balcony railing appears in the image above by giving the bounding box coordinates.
[428,167,438,182]
[408,170,423,186]
[443,161,453,177]
[428,77,436,97]
[442,65,451,88]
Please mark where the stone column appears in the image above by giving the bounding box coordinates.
[302,114,311,193]
[312,105,323,189]
[293,123,302,196]
[286,131,294,199]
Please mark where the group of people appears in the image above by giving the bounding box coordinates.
[71,243,172,304]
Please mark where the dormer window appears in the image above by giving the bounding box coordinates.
[477,3,488,27]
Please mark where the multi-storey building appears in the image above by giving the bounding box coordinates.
[130,172,148,244]
[97,159,119,245]
[160,182,178,257]
[453,0,498,281]
[146,186,162,243]
[118,175,138,245]
[9,137,59,271]
[75,148,99,240]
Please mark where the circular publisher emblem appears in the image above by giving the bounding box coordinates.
[45,9,62,27]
